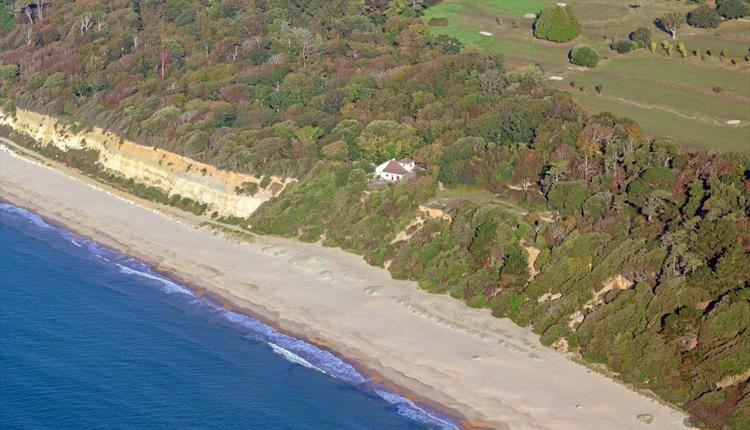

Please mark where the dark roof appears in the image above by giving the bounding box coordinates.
[382,160,409,175]
[399,158,414,164]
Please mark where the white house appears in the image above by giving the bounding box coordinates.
[374,159,416,182]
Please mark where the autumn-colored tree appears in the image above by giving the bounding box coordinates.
[357,120,422,162]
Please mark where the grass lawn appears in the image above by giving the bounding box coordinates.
[423,0,750,152]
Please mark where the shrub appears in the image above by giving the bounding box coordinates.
[432,34,463,54]
[533,5,581,42]
[612,39,637,54]
[0,7,13,31]
[687,5,722,28]
[678,42,689,57]
[211,105,238,128]
[0,64,19,85]
[235,181,259,196]
[717,0,750,19]
[662,40,674,55]
[570,45,599,68]
[629,26,652,47]
[468,294,488,308]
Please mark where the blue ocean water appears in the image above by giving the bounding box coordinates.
[0,203,458,430]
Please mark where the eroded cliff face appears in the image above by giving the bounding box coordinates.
[0,109,290,218]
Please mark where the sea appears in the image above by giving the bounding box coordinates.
[0,203,458,430]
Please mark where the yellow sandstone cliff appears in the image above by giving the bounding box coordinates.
[1,109,290,218]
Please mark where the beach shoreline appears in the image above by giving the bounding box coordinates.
[0,198,465,429]
[0,141,692,430]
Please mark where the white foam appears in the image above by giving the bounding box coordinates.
[0,202,51,229]
[116,263,194,296]
[375,390,460,430]
[268,342,327,374]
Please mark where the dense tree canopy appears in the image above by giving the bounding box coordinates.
[687,5,723,28]
[717,0,750,19]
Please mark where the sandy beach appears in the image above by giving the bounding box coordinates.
[0,143,691,430]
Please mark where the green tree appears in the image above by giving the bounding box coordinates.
[717,0,750,19]
[570,45,599,67]
[682,179,705,217]
[687,5,722,28]
[543,159,570,185]
[533,5,581,42]
[469,221,497,265]
[713,244,750,288]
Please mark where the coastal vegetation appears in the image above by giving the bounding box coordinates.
[0,0,748,428]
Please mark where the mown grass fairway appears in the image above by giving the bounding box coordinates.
[424,0,750,152]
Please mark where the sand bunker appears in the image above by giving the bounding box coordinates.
[479,31,493,36]
[524,13,537,19]
[726,120,741,125]
[549,76,564,81]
